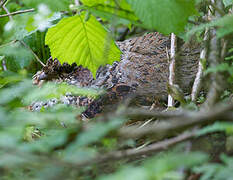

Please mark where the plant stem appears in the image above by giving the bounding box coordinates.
[0,0,7,8]
[168,33,177,107]
[0,8,34,18]
[191,28,209,101]
[2,4,12,21]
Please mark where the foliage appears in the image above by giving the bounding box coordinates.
[193,154,233,180]
[22,0,71,12]
[186,14,233,39]
[127,0,197,35]
[0,0,233,179]
[99,151,208,180]
[197,122,233,136]
[45,12,121,78]
[80,0,138,25]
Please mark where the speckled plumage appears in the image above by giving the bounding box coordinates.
[33,32,200,118]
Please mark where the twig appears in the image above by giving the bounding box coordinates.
[0,40,17,48]
[207,0,225,16]
[191,29,209,101]
[2,58,7,71]
[71,130,197,168]
[119,103,233,139]
[0,0,7,8]
[168,33,177,107]
[221,39,228,61]
[19,40,45,67]
[188,20,200,25]
[0,8,35,18]
[124,107,184,120]
[2,129,197,169]
[2,4,12,21]
[203,1,225,109]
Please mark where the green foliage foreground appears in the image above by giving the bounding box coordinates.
[0,0,233,179]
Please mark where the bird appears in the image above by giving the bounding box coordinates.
[32,32,200,118]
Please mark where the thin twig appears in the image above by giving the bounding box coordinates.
[71,130,197,168]
[19,40,45,67]
[0,40,18,49]
[2,58,7,71]
[124,107,184,120]
[168,33,177,107]
[188,20,200,25]
[3,130,196,169]
[207,1,225,16]
[0,8,35,18]
[119,103,233,139]
[203,1,224,109]
[0,0,7,8]
[2,4,13,21]
[191,29,209,101]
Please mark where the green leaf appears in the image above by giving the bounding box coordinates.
[23,0,70,12]
[0,41,34,70]
[74,118,123,147]
[23,82,104,104]
[186,14,233,39]
[45,12,121,78]
[167,84,186,105]
[223,0,233,7]
[80,0,138,25]
[205,63,233,76]
[126,0,197,35]
[197,122,233,136]
[0,80,33,105]
[81,0,106,6]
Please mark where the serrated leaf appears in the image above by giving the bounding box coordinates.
[81,0,138,25]
[127,0,197,35]
[45,12,121,78]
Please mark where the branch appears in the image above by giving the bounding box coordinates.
[191,29,209,101]
[71,130,197,168]
[0,0,7,8]
[0,8,35,18]
[207,1,225,16]
[119,103,233,139]
[203,1,225,109]
[3,130,197,170]
[123,107,185,121]
[2,4,12,21]
[168,33,177,107]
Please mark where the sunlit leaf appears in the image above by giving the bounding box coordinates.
[45,12,121,78]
